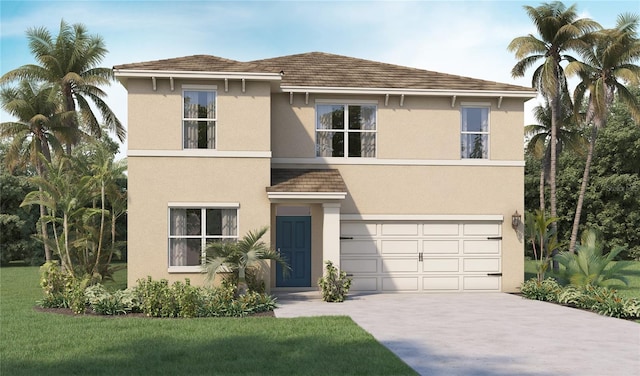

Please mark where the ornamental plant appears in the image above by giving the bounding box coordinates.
[318,260,352,303]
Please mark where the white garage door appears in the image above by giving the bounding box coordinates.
[340,220,502,292]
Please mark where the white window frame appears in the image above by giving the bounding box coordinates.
[315,100,377,158]
[460,103,490,159]
[167,203,239,273]
[182,85,217,150]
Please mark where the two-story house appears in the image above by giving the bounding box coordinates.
[114,52,537,293]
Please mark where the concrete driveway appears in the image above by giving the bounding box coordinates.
[274,293,640,376]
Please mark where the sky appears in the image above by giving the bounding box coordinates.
[1,0,639,158]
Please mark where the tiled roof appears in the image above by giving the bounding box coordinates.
[249,52,533,92]
[114,52,535,93]
[267,169,347,193]
[113,55,272,73]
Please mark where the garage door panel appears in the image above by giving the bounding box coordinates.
[383,277,418,291]
[423,258,459,272]
[382,259,419,273]
[342,223,377,236]
[342,240,377,254]
[340,219,502,293]
[342,258,378,273]
[382,223,418,236]
[381,240,418,254]
[463,223,501,236]
[463,240,500,254]
[463,276,501,291]
[423,223,460,236]
[423,240,460,254]
[463,258,500,272]
[422,277,460,291]
[350,277,378,291]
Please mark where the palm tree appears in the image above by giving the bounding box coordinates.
[21,155,94,276]
[1,19,125,152]
[74,141,127,277]
[203,226,289,296]
[566,13,640,253]
[555,229,635,287]
[509,2,600,232]
[525,100,586,213]
[0,80,73,261]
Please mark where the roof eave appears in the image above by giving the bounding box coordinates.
[113,69,282,81]
[279,85,537,98]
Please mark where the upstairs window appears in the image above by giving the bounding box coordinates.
[183,89,216,149]
[461,106,489,159]
[316,104,376,157]
[168,207,238,270]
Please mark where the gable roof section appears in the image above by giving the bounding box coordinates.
[114,52,536,97]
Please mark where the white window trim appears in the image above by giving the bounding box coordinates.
[460,104,491,160]
[182,87,218,150]
[167,203,240,273]
[315,102,378,158]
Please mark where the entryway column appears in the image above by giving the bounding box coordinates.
[322,203,341,269]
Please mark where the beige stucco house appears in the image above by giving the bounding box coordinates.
[114,52,537,293]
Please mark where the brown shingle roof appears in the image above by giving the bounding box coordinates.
[267,169,347,193]
[114,52,535,93]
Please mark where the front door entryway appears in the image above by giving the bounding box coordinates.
[276,216,311,287]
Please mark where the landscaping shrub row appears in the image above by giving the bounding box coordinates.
[39,263,277,317]
[521,278,640,319]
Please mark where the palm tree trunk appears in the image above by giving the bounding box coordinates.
[39,200,52,262]
[569,126,598,253]
[539,168,545,213]
[549,93,559,232]
[93,181,106,277]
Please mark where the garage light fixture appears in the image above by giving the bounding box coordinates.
[511,211,521,229]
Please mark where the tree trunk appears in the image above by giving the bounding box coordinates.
[549,92,560,271]
[539,168,545,213]
[39,200,52,262]
[93,181,106,277]
[569,126,598,253]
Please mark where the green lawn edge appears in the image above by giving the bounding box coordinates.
[0,266,417,376]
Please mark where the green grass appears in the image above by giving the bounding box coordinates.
[0,266,416,376]
[524,259,640,299]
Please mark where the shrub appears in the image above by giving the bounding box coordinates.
[554,229,634,287]
[521,278,640,319]
[85,284,140,315]
[520,278,561,301]
[133,276,277,318]
[318,260,352,303]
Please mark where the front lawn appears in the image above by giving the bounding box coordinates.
[524,259,640,299]
[0,266,416,376]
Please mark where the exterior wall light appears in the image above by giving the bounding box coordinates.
[512,210,521,229]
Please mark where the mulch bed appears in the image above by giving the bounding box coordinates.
[33,306,275,318]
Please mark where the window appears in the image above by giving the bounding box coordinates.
[461,106,489,159]
[183,90,216,149]
[168,207,237,269]
[316,104,376,157]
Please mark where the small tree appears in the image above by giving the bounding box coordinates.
[525,210,559,282]
[203,226,289,296]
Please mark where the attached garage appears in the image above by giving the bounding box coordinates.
[340,217,503,292]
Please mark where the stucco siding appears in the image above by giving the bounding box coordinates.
[126,78,271,152]
[127,156,272,287]
[271,94,526,161]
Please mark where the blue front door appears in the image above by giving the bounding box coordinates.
[276,216,311,287]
